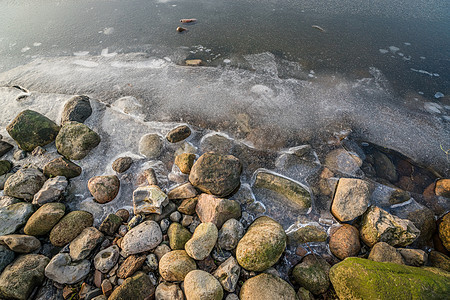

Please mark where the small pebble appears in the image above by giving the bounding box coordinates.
[118,225,128,236]
[170,211,182,223]
[160,219,170,233]
[181,215,194,227]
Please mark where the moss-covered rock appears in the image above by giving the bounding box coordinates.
[236,216,286,271]
[4,168,46,201]
[287,222,327,244]
[240,273,298,300]
[49,211,94,247]
[24,203,66,236]
[175,153,196,174]
[329,257,450,300]
[168,222,192,250]
[439,212,450,252]
[55,122,100,160]
[43,157,82,178]
[6,110,60,151]
[109,271,155,300]
[253,171,311,211]
[292,255,331,295]
[159,250,197,281]
[0,161,12,176]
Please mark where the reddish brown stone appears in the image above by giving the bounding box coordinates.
[195,193,241,228]
[396,159,414,177]
[94,269,104,288]
[423,182,436,199]
[117,255,146,279]
[329,224,361,260]
[177,197,198,215]
[102,279,113,297]
[435,179,450,198]
[295,246,308,257]
[88,175,120,204]
[115,209,130,223]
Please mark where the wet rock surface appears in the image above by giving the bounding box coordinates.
[4,168,46,200]
[88,175,120,204]
[61,95,92,124]
[55,122,100,160]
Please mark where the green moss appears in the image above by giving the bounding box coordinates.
[330,257,450,300]
[0,161,12,176]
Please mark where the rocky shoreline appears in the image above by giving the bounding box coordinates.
[0,95,449,300]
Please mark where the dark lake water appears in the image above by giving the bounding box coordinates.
[1,0,449,97]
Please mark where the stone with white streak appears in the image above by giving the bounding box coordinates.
[33,176,68,205]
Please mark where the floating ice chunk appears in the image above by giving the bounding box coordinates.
[33,42,42,47]
[250,84,274,97]
[420,56,426,60]
[73,60,99,68]
[103,27,115,35]
[434,92,444,99]
[410,68,439,77]
[404,42,411,46]
[21,46,30,53]
[418,91,424,95]
[424,102,442,114]
[402,56,411,61]
[397,52,404,57]
[223,59,231,64]
[111,96,144,118]
[164,57,172,62]
[389,46,400,53]
[74,51,89,56]
[101,48,117,57]
[379,49,389,54]
[111,59,167,69]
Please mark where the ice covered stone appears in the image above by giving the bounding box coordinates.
[61,95,92,124]
[55,122,100,160]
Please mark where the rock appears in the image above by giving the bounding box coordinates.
[160,219,170,233]
[0,254,49,300]
[137,168,158,186]
[292,254,331,295]
[13,150,26,161]
[121,220,162,256]
[168,222,192,250]
[6,110,60,151]
[195,194,241,228]
[407,207,436,247]
[88,175,120,204]
[117,254,146,279]
[373,151,398,182]
[45,253,90,284]
[439,212,450,251]
[159,250,197,281]
[55,122,101,160]
[398,248,427,266]
[325,148,363,175]
[0,196,19,207]
[218,218,245,251]
[167,125,191,143]
[49,210,94,247]
[155,282,184,300]
[329,257,450,300]
[108,271,155,300]
[253,171,311,211]
[331,178,371,222]
[115,209,130,222]
[112,157,133,173]
[286,222,327,244]
[435,179,450,198]
[170,211,182,223]
[368,242,404,264]
[185,59,203,66]
[101,279,113,297]
[94,245,120,273]
[297,287,314,300]
[24,202,65,236]
[168,182,198,200]
[43,157,82,178]
[146,201,177,222]
[0,234,41,253]
[99,213,122,236]
[4,168,46,201]
[139,134,163,158]
[329,224,361,260]
[429,250,450,272]
[0,174,12,190]
[32,176,68,205]
[0,160,12,176]
[0,202,34,236]
[154,244,172,260]
[184,270,223,300]
[360,206,420,247]
[213,256,240,292]
[178,197,198,215]
[189,152,242,197]
[0,141,13,158]
[61,95,92,124]
[236,216,286,271]
[146,253,158,270]
[175,153,196,174]
[133,185,169,215]
[0,245,14,272]
[240,273,297,300]
[69,227,104,261]
[185,222,218,260]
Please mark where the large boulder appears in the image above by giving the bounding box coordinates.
[55,122,100,160]
[60,95,92,124]
[6,110,60,151]
[253,170,311,211]
[292,255,331,295]
[44,253,90,284]
[0,202,34,236]
[24,202,65,236]
[236,216,286,271]
[360,206,420,247]
[158,250,197,281]
[195,194,241,228]
[49,210,94,247]
[88,175,120,204]
[331,178,371,222]
[189,152,242,197]
[240,273,298,300]
[0,254,50,300]
[121,220,162,256]
[109,271,155,300]
[329,257,450,300]
[43,157,82,178]
[4,168,46,201]
[184,270,223,300]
